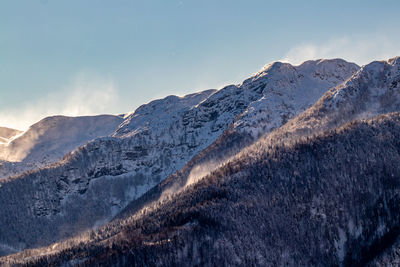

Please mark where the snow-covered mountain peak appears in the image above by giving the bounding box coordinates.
[355,56,399,79]
[297,58,359,82]
[0,114,123,178]
[388,56,400,66]
[233,59,360,136]
[129,89,216,117]
[0,57,362,256]
[261,61,294,73]
[241,59,359,95]
[244,61,296,85]
[298,58,354,68]
[263,56,400,149]
[358,60,387,78]
[114,89,216,138]
[329,57,400,106]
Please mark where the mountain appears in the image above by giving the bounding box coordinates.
[107,56,400,266]
[117,57,400,222]
[4,56,396,266]
[263,56,400,147]
[233,59,360,136]
[4,112,400,266]
[0,59,359,256]
[0,115,124,179]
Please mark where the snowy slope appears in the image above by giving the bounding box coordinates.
[0,59,359,255]
[0,115,124,178]
[114,90,217,138]
[262,56,400,146]
[117,57,400,224]
[102,57,400,267]
[234,59,359,136]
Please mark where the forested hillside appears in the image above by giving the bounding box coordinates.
[3,113,400,266]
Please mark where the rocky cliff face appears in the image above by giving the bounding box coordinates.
[0,59,359,256]
[233,59,359,136]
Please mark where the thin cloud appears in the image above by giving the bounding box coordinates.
[0,72,119,130]
[281,35,400,66]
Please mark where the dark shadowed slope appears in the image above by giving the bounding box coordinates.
[3,112,400,266]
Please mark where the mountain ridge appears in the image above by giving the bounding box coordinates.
[0,58,363,257]
[0,114,124,179]
[116,56,400,222]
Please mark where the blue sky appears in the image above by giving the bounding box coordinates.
[1,0,400,129]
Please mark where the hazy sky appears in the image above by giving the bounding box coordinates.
[2,0,400,130]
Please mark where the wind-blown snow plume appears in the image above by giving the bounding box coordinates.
[134,159,231,220]
[0,72,119,130]
[281,35,400,66]
[157,159,230,206]
[185,161,224,187]
[0,128,43,162]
